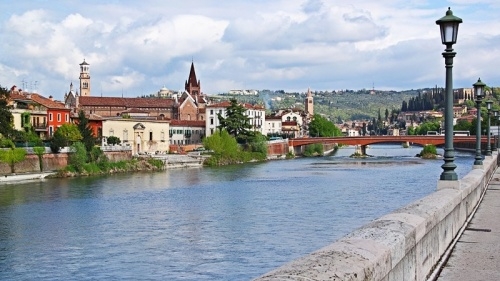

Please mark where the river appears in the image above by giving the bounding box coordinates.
[0,145,475,280]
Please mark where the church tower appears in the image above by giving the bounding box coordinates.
[305,88,314,116]
[79,59,91,96]
[185,61,201,96]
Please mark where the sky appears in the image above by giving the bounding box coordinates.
[0,0,499,101]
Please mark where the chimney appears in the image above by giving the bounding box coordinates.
[49,95,53,101]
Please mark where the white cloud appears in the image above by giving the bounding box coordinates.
[0,0,499,98]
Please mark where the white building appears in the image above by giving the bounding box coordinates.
[205,101,265,137]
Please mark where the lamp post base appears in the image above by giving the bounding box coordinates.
[437,179,460,190]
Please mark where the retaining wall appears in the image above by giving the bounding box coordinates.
[255,154,497,281]
[0,150,132,175]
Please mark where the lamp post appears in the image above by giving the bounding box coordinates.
[497,115,500,153]
[436,7,462,180]
[486,100,493,156]
[473,78,485,166]
[493,110,498,151]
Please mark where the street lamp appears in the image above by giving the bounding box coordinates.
[498,115,500,153]
[493,110,498,151]
[473,78,485,166]
[486,100,493,156]
[436,7,462,180]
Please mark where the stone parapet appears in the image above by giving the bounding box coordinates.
[255,155,497,281]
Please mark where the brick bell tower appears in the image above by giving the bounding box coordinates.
[185,60,200,96]
[79,59,91,96]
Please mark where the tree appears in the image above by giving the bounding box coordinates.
[69,142,87,172]
[50,123,82,152]
[217,98,252,143]
[33,146,45,172]
[0,147,27,173]
[308,114,342,137]
[76,110,96,153]
[54,123,82,146]
[107,136,121,145]
[203,130,239,157]
[0,85,14,138]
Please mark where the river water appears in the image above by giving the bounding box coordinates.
[0,145,475,280]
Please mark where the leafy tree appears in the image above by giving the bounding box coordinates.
[49,123,82,153]
[414,121,440,135]
[69,142,87,172]
[203,130,239,157]
[107,136,121,146]
[0,138,15,148]
[454,119,473,134]
[308,114,342,137]
[76,110,96,153]
[33,146,45,172]
[0,85,14,138]
[54,123,82,146]
[247,132,267,155]
[217,98,252,143]
[0,147,27,173]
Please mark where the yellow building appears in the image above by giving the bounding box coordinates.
[102,118,170,155]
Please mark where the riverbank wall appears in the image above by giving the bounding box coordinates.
[0,150,132,175]
[255,154,498,281]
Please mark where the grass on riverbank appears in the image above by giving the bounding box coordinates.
[53,157,165,178]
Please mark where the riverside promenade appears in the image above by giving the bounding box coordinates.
[435,166,500,280]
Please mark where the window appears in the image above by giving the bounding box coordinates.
[149,131,153,141]
[49,126,53,136]
[210,109,214,115]
[57,113,61,122]
[109,129,114,136]
[210,118,214,125]
[210,128,214,134]
[65,113,69,122]
[123,130,128,142]
[49,113,53,121]
[161,131,165,142]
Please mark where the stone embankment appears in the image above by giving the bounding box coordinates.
[254,155,497,281]
[148,153,206,169]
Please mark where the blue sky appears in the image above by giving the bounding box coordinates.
[1,0,499,100]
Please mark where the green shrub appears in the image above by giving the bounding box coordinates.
[69,142,88,172]
[304,143,324,157]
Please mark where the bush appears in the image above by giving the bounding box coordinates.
[419,144,438,159]
[303,143,324,157]
[69,142,88,172]
[107,136,121,146]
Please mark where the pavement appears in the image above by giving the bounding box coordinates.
[436,167,500,281]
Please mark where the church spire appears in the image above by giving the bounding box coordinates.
[185,61,201,96]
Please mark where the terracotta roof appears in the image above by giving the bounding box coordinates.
[71,112,103,121]
[10,91,68,110]
[243,103,265,110]
[170,120,206,127]
[79,96,176,108]
[207,101,232,108]
[265,115,282,120]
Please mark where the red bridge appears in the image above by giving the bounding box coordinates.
[289,135,488,147]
